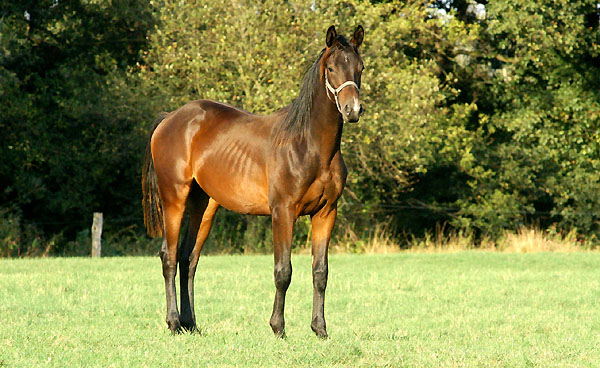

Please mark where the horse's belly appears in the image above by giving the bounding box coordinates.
[194,162,270,216]
[217,195,271,215]
[216,183,271,215]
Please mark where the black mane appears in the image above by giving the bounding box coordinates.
[272,36,352,144]
[272,48,325,144]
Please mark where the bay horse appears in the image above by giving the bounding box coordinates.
[142,25,364,338]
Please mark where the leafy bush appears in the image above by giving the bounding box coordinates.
[0,208,20,257]
[1,0,599,256]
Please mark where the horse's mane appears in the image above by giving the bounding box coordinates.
[272,36,352,145]
[271,49,325,144]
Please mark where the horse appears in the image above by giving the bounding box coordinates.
[142,25,364,338]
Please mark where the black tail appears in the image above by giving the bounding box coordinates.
[142,112,168,237]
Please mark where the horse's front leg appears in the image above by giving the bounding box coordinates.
[310,205,337,338]
[269,205,295,338]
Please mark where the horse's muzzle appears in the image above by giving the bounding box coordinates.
[343,102,362,123]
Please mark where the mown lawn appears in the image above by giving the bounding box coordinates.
[0,253,599,367]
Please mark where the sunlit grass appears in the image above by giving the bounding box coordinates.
[1,253,599,366]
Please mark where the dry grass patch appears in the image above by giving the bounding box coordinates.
[331,225,594,253]
[496,227,582,253]
[331,221,399,254]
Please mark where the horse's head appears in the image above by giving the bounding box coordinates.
[322,25,364,123]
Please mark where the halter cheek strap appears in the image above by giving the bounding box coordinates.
[325,72,360,114]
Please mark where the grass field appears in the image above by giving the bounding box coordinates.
[1,253,599,367]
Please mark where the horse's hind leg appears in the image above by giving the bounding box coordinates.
[178,183,219,332]
[159,182,191,334]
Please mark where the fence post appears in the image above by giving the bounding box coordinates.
[91,212,103,257]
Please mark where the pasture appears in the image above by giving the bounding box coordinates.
[1,253,599,367]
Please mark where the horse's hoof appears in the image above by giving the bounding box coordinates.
[270,325,286,339]
[270,316,286,338]
[315,330,328,339]
[181,324,200,334]
[272,329,286,339]
[179,317,198,334]
[167,317,182,334]
[311,322,328,339]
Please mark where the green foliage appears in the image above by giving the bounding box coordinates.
[0,207,56,257]
[0,0,156,245]
[1,0,599,255]
[451,0,600,236]
[0,208,21,257]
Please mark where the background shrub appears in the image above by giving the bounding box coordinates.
[1,0,598,255]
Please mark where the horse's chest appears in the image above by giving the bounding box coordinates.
[298,169,344,216]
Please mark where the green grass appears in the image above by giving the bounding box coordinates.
[1,253,599,367]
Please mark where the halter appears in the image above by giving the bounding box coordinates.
[325,71,360,115]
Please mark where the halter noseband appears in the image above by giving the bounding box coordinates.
[325,71,360,115]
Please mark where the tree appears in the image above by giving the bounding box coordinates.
[0,0,156,247]
[447,0,600,236]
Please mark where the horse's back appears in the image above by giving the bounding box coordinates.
[152,99,275,215]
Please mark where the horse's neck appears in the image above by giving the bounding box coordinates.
[307,84,343,167]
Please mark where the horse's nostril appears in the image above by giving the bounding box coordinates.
[344,105,351,114]
[359,105,364,115]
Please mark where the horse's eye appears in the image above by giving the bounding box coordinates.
[327,67,334,72]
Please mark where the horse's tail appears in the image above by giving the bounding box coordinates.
[142,112,168,237]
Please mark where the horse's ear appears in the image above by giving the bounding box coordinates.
[351,25,364,49]
[326,25,337,48]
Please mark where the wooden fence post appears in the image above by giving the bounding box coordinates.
[91,212,103,257]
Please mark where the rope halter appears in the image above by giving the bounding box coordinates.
[325,71,360,115]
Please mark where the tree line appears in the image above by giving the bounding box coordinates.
[1,0,599,256]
